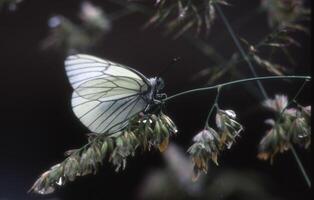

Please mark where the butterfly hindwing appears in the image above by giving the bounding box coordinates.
[72,91,148,134]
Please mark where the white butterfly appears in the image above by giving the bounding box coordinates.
[65,54,165,135]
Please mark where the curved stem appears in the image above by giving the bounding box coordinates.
[277,80,308,118]
[274,80,311,188]
[291,80,309,103]
[165,75,311,102]
[204,86,221,128]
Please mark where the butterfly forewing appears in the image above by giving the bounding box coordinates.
[65,54,148,89]
[65,54,151,134]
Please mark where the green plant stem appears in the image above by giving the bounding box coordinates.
[215,2,311,187]
[165,75,310,102]
[290,145,311,188]
[214,3,269,99]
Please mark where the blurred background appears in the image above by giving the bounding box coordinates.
[0,0,311,199]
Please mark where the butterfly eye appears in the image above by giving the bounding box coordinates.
[157,78,165,90]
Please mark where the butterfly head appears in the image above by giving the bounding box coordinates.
[156,77,165,91]
[147,77,166,104]
[149,77,164,91]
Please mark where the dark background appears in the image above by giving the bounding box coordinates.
[0,0,311,199]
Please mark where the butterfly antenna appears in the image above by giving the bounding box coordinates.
[158,57,181,77]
